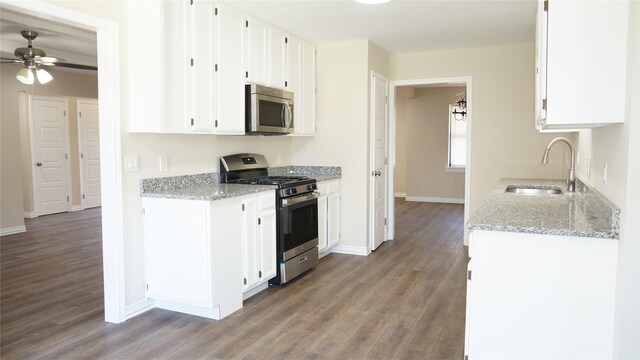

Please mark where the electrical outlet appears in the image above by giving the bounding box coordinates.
[586,157,591,177]
[603,163,608,186]
[124,154,139,172]
[159,155,168,172]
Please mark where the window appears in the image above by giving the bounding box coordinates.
[448,104,466,170]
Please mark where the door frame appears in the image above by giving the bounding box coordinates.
[2,0,126,323]
[388,76,473,243]
[28,95,73,216]
[77,98,100,210]
[368,71,389,252]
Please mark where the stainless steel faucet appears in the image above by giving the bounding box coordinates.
[542,137,576,192]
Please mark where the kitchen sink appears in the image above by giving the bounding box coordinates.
[504,185,563,196]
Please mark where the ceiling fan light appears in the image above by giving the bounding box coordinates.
[36,68,53,84]
[16,67,34,85]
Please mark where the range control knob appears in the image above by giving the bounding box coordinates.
[287,188,297,195]
[307,184,317,191]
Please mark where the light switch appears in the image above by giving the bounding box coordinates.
[159,155,168,172]
[124,154,139,172]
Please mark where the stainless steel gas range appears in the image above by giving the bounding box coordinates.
[220,153,319,285]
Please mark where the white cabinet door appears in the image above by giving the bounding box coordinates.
[241,196,260,291]
[215,3,246,134]
[245,16,269,85]
[258,193,277,282]
[161,0,189,132]
[327,192,340,248]
[317,192,328,252]
[144,199,212,307]
[269,27,287,89]
[300,41,316,135]
[536,0,629,130]
[187,0,216,132]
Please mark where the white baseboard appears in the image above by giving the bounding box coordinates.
[71,205,84,212]
[0,225,27,236]
[125,299,155,320]
[243,282,269,301]
[332,245,370,256]
[24,212,37,219]
[405,196,464,204]
[395,192,407,198]
[154,299,220,320]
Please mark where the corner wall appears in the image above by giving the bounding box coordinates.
[390,43,575,220]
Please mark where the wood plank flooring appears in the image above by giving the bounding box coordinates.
[1,200,468,359]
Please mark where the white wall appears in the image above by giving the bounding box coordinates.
[291,40,388,253]
[394,86,414,195]
[396,87,466,201]
[575,2,640,357]
[390,44,575,219]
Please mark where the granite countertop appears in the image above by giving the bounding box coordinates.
[139,166,341,201]
[141,183,277,201]
[467,178,620,239]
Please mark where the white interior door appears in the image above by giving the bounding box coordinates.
[31,96,70,216]
[370,72,388,251]
[78,99,101,209]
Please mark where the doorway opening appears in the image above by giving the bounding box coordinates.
[1,0,124,323]
[387,77,472,243]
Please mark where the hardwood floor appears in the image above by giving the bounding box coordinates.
[0,200,468,359]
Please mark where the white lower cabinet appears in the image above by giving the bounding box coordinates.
[142,190,275,319]
[465,230,618,359]
[317,180,340,255]
[241,192,276,292]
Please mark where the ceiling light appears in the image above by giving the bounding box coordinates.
[16,67,34,85]
[36,68,53,84]
[355,0,391,4]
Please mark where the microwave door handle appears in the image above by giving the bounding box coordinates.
[280,104,286,128]
[285,103,292,131]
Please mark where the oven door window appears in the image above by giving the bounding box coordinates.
[282,200,318,251]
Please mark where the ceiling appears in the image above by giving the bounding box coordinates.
[0,0,536,71]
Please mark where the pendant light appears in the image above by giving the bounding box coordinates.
[36,67,53,84]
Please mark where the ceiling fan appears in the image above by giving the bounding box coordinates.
[1,30,97,84]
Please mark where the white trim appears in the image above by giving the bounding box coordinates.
[395,192,407,198]
[445,166,465,173]
[332,245,370,256]
[405,196,464,204]
[389,76,473,245]
[125,299,155,320]
[369,71,390,252]
[24,212,37,219]
[2,0,126,323]
[1,225,27,236]
[71,205,84,212]
[243,282,269,300]
[154,300,221,320]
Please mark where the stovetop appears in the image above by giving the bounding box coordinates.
[225,175,311,186]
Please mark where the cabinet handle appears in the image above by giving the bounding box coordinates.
[243,278,247,285]
[299,255,308,263]
[285,81,288,87]
[215,120,218,128]
[190,118,194,126]
[259,270,262,278]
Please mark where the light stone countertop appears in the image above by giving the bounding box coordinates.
[140,183,277,201]
[467,178,620,239]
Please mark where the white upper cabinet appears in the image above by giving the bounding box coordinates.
[127,1,316,136]
[244,17,269,85]
[214,3,246,135]
[535,0,629,131]
[269,27,287,89]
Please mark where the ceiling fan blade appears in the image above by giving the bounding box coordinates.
[35,56,60,63]
[51,62,98,71]
[0,57,21,62]
[1,60,21,64]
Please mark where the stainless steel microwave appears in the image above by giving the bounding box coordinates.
[245,83,294,135]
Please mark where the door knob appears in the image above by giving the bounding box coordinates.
[375,171,382,176]
[36,162,42,167]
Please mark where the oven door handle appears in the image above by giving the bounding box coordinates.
[282,192,319,206]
